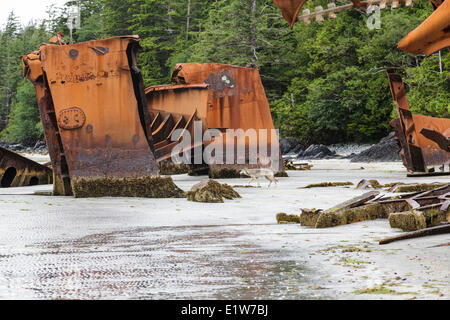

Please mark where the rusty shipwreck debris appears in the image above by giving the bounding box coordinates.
[0,147,52,188]
[146,63,283,178]
[379,224,450,245]
[21,36,183,198]
[281,184,449,231]
[387,69,450,176]
[397,0,450,56]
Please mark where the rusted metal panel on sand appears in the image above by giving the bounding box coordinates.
[387,69,450,175]
[22,36,166,197]
[0,147,52,188]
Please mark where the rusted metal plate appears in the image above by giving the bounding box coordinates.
[146,63,282,173]
[397,0,450,56]
[272,0,309,29]
[39,36,157,180]
[0,147,52,188]
[22,36,159,196]
[387,69,450,174]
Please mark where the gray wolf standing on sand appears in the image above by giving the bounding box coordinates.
[240,168,278,187]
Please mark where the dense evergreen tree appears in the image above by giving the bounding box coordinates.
[0,0,447,145]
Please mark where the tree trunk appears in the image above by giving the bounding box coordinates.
[186,0,191,40]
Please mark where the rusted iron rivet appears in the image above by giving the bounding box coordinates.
[58,107,86,130]
[69,49,79,59]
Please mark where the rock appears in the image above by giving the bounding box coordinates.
[389,211,427,232]
[276,213,301,224]
[298,144,336,160]
[350,132,401,162]
[279,137,304,155]
[187,180,241,203]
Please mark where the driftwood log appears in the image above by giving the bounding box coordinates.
[379,224,450,245]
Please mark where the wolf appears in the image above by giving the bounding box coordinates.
[240,168,278,187]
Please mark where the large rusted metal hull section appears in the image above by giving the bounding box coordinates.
[22,36,158,195]
[388,69,450,174]
[398,0,450,56]
[0,147,52,188]
[146,63,282,172]
[21,52,72,195]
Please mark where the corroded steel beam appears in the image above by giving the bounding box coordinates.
[0,147,52,188]
[398,0,450,56]
[387,69,450,175]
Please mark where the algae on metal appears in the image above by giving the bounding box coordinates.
[393,183,447,193]
[299,209,323,227]
[302,182,354,189]
[158,160,190,175]
[276,213,302,224]
[315,203,386,228]
[187,180,241,203]
[70,176,185,198]
[389,210,427,232]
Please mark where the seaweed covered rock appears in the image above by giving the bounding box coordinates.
[303,182,354,189]
[389,211,427,232]
[276,213,301,224]
[392,183,447,193]
[187,180,241,203]
[299,209,323,227]
[158,160,190,175]
[71,176,186,198]
[209,167,241,179]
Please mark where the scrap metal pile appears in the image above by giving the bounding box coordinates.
[0,0,447,199]
[278,182,449,233]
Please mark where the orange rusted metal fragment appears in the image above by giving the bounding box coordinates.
[273,0,309,29]
[146,63,282,173]
[387,69,450,175]
[0,147,52,188]
[22,36,159,195]
[398,0,450,56]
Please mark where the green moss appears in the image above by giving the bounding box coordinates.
[303,182,354,189]
[208,168,241,179]
[276,213,301,224]
[186,180,241,203]
[354,286,414,295]
[315,203,385,228]
[388,211,427,231]
[394,184,447,193]
[275,171,289,177]
[299,208,322,227]
[158,160,189,175]
[71,175,185,198]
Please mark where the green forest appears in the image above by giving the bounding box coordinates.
[0,0,448,145]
